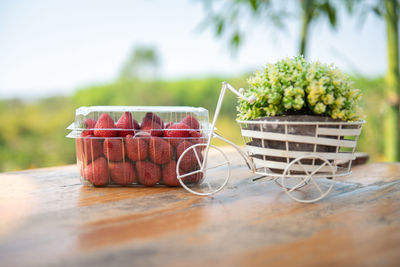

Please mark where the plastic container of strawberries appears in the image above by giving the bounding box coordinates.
[66,106,209,187]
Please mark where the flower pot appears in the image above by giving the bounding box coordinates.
[237,115,364,175]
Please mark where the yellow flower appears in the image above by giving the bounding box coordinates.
[314,103,326,114]
[322,94,334,105]
[348,89,361,100]
[307,91,319,105]
[335,97,345,107]
[332,109,345,119]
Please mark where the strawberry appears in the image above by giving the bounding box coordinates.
[134,131,152,143]
[76,135,103,165]
[141,117,163,137]
[85,118,97,128]
[82,130,92,137]
[145,112,164,128]
[94,113,117,137]
[176,140,203,172]
[116,112,140,137]
[164,121,176,146]
[164,123,190,138]
[125,135,148,161]
[136,161,161,186]
[164,123,191,146]
[162,160,180,186]
[162,160,204,187]
[109,161,136,185]
[190,130,206,144]
[103,138,125,162]
[181,115,200,129]
[180,169,203,184]
[162,160,204,186]
[165,121,174,129]
[82,118,97,136]
[83,157,109,186]
[149,137,174,164]
[166,137,183,147]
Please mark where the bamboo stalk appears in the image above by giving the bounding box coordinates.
[384,0,400,161]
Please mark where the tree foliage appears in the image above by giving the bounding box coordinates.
[199,0,338,56]
[120,46,160,80]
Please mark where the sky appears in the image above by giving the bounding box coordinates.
[0,0,387,99]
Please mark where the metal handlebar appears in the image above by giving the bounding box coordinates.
[223,82,256,104]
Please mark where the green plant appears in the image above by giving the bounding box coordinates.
[237,56,363,121]
[198,0,339,57]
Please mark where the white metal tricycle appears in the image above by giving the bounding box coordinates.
[176,82,364,203]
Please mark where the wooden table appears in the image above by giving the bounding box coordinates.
[1,151,400,267]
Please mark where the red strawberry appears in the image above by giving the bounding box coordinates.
[164,137,180,149]
[145,112,164,128]
[136,161,161,186]
[82,130,92,137]
[149,137,173,164]
[165,121,174,129]
[141,117,163,137]
[109,161,136,185]
[85,118,97,128]
[166,138,183,147]
[179,169,204,184]
[82,118,97,136]
[76,135,103,165]
[162,160,204,186]
[189,130,206,144]
[162,160,180,186]
[164,123,191,146]
[83,157,109,186]
[181,115,200,129]
[164,123,190,138]
[103,138,125,162]
[94,113,117,137]
[125,135,148,161]
[176,140,203,172]
[133,131,152,143]
[116,112,140,137]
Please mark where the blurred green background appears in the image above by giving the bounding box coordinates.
[0,74,386,172]
[0,0,399,172]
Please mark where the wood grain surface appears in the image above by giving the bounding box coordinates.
[0,150,399,267]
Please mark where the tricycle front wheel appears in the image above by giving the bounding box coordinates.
[177,143,231,196]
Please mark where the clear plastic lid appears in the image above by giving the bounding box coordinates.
[66,106,210,138]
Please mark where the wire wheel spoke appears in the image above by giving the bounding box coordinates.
[288,177,309,193]
[283,160,310,192]
[204,161,230,171]
[309,162,328,177]
[309,177,324,195]
[178,169,201,179]
[296,160,310,176]
[193,148,202,167]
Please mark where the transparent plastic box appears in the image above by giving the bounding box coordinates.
[66,106,209,187]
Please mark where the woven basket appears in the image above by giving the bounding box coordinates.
[237,115,364,177]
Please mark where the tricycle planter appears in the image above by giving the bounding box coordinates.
[175,82,364,203]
